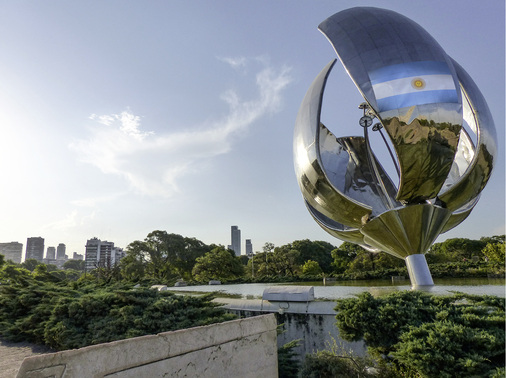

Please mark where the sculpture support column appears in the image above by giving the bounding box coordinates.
[405,254,434,287]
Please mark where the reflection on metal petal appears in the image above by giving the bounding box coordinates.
[438,60,497,210]
[382,115,461,202]
[294,59,372,228]
[319,128,400,215]
[440,199,477,233]
[305,201,379,252]
[360,204,452,259]
[441,127,475,191]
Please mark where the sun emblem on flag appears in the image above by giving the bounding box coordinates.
[411,78,426,89]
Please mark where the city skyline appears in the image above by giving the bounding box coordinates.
[0,1,503,256]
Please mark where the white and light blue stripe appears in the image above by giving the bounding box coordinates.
[370,61,459,112]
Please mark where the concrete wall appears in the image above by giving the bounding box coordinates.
[16,314,278,378]
[216,298,366,360]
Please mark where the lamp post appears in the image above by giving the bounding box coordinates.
[248,252,254,278]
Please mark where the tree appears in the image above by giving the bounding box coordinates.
[33,264,61,283]
[480,235,505,245]
[276,240,336,273]
[428,238,487,262]
[21,259,41,272]
[122,231,211,282]
[254,247,301,277]
[331,242,365,273]
[192,246,244,282]
[301,260,323,276]
[143,231,209,280]
[263,242,275,253]
[62,259,86,271]
[0,265,31,283]
[482,242,505,265]
[119,247,146,281]
[0,254,5,267]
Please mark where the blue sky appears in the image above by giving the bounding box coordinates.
[0,1,503,257]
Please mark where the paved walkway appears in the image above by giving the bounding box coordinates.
[0,339,53,378]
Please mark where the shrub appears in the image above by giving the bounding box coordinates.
[334,291,505,377]
[0,280,236,350]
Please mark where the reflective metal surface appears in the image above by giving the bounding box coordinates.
[294,7,496,287]
[406,254,434,287]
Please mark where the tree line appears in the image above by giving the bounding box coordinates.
[2,231,504,285]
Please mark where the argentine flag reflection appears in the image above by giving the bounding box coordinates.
[370,61,459,112]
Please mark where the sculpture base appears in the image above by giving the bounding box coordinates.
[405,254,434,287]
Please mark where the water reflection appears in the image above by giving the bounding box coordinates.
[169,278,505,299]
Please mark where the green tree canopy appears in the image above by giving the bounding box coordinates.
[62,259,86,271]
[277,239,336,273]
[331,242,365,274]
[301,260,323,276]
[482,242,505,265]
[21,258,42,272]
[250,248,300,277]
[428,238,487,262]
[192,246,244,282]
[122,231,210,282]
[480,235,505,244]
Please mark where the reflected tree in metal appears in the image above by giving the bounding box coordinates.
[294,7,496,287]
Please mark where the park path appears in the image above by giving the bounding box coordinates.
[0,339,53,378]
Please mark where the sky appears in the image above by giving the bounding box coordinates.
[0,0,503,258]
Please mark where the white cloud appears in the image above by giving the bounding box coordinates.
[70,59,292,198]
[71,193,126,208]
[217,56,247,70]
[41,210,96,231]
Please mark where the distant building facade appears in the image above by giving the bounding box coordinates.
[0,242,23,264]
[85,238,124,271]
[73,252,84,260]
[56,243,66,260]
[228,226,241,256]
[46,247,56,260]
[245,239,253,255]
[43,246,57,265]
[26,237,44,262]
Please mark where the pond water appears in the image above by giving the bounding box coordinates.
[169,277,505,299]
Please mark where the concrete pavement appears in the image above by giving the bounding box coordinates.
[0,339,53,378]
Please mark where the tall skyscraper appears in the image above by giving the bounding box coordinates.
[56,243,66,260]
[46,246,56,260]
[85,238,124,271]
[0,242,23,264]
[245,239,253,255]
[25,237,44,262]
[230,226,241,256]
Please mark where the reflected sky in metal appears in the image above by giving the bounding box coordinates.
[294,7,496,259]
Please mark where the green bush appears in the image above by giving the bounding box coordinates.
[0,279,236,350]
[277,339,300,378]
[334,291,505,377]
[299,336,397,378]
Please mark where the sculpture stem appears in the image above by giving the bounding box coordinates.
[405,254,434,287]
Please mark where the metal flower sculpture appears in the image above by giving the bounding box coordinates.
[294,7,496,286]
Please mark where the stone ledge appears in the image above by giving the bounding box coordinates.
[16,314,277,378]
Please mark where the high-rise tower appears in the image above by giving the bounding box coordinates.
[46,246,56,260]
[0,242,23,264]
[25,237,44,262]
[56,243,66,260]
[230,226,241,256]
[245,239,253,255]
[85,238,124,271]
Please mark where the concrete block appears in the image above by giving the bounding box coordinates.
[16,315,278,378]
